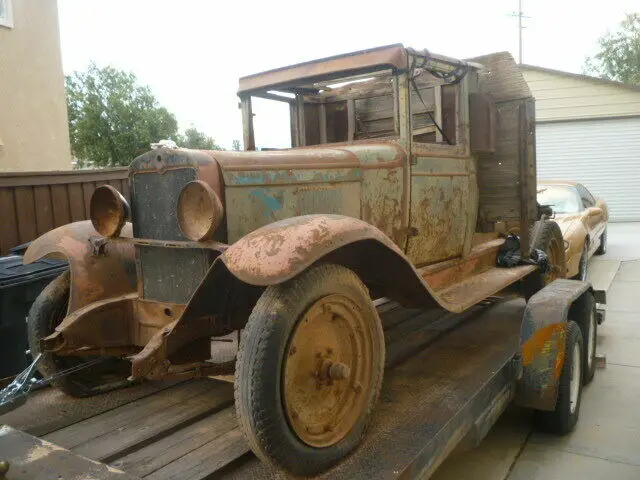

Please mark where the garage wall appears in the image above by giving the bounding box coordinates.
[522,67,640,122]
[536,117,640,222]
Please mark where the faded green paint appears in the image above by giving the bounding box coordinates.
[226,183,362,243]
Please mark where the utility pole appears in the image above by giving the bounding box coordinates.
[508,0,528,64]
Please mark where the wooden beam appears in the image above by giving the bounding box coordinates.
[347,98,356,141]
[252,92,294,104]
[296,94,306,146]
[434,85,443,143]
[318,102,327,144]
[240,96,255,151]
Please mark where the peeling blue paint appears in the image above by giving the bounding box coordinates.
[251,189,283,212]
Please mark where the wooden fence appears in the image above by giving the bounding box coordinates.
[0,168,129,255]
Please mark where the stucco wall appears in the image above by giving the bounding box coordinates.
[522,67,640,123]
[0,0,71,172]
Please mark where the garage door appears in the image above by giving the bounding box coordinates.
[536,117,640,221]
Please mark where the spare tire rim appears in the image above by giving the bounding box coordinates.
[282,294,374,447]
[570,342,581,414]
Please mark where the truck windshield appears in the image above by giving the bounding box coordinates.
[537,185,582,214]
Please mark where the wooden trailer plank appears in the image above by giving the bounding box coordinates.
[111,407,238,478]
[73,382,234,462]
[144,428,248,480]
[43,379,216,448]
[0,426,140,480]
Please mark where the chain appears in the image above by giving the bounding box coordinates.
[0,354,109,414]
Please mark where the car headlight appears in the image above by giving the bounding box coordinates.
[177,180,224,242]
[90,185,130,237]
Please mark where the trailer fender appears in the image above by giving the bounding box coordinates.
[515,279,595,410]
[23,221,137,314]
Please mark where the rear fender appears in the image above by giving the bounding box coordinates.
[24,221,137,314]
[515,279,595,410]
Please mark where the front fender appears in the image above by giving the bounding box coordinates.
[219,214,406,286]
[24,221,137,314]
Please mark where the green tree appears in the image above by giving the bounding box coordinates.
[66,62,180,167]
[585,13,640,84]
[179,127,222,150]
[232,139,241,151]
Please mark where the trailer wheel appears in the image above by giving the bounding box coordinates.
[234,264,385,476]
[574,293,597,384]
[27,271,130,397]
[523,221,566,300]
[534,321,583,434]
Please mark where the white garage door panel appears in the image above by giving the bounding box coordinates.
[536,117,640,221]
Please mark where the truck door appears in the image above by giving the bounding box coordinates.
[405,83,474,266]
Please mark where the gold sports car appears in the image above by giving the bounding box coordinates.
[537,181,609,280]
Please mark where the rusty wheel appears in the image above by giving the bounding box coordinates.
[234,264,384,476]
[283,294,374,448]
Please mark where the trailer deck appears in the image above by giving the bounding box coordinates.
[0,298,525,480]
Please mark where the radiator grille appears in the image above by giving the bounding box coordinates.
[131,168,211,303]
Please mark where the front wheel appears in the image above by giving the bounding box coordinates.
[572,243,588,281]
[595,228,607,255]
[234,264,385,476]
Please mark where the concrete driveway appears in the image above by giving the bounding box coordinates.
[431,222,640,480]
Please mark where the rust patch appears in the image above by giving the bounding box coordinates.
[521,323,566,381]
[23,220,137,314]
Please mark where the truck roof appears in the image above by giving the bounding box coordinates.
[237,43,481,95]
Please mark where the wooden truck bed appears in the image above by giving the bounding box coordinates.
[0,298,525,480]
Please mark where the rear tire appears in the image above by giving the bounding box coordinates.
[522,221,566,300]
[234,264,385,476]
[27,272,130,397]
[534,321,583,434]
[573,293,597,385]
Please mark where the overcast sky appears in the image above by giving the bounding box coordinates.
[57,0,638,149]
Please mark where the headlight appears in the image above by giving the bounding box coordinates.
[177,180,224,241]
[90,185,130,237]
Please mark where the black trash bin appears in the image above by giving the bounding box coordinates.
[0,250,67,378]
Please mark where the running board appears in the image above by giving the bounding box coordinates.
[436,265,536,312]
[418,238,536,312]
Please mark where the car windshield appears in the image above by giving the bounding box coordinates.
[537,185,582,214]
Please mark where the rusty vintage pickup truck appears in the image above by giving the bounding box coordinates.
[22,45,578,475]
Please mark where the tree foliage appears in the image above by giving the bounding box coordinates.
[178,127,222,150]
[67,63,181,167]
[585,13,640,84]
